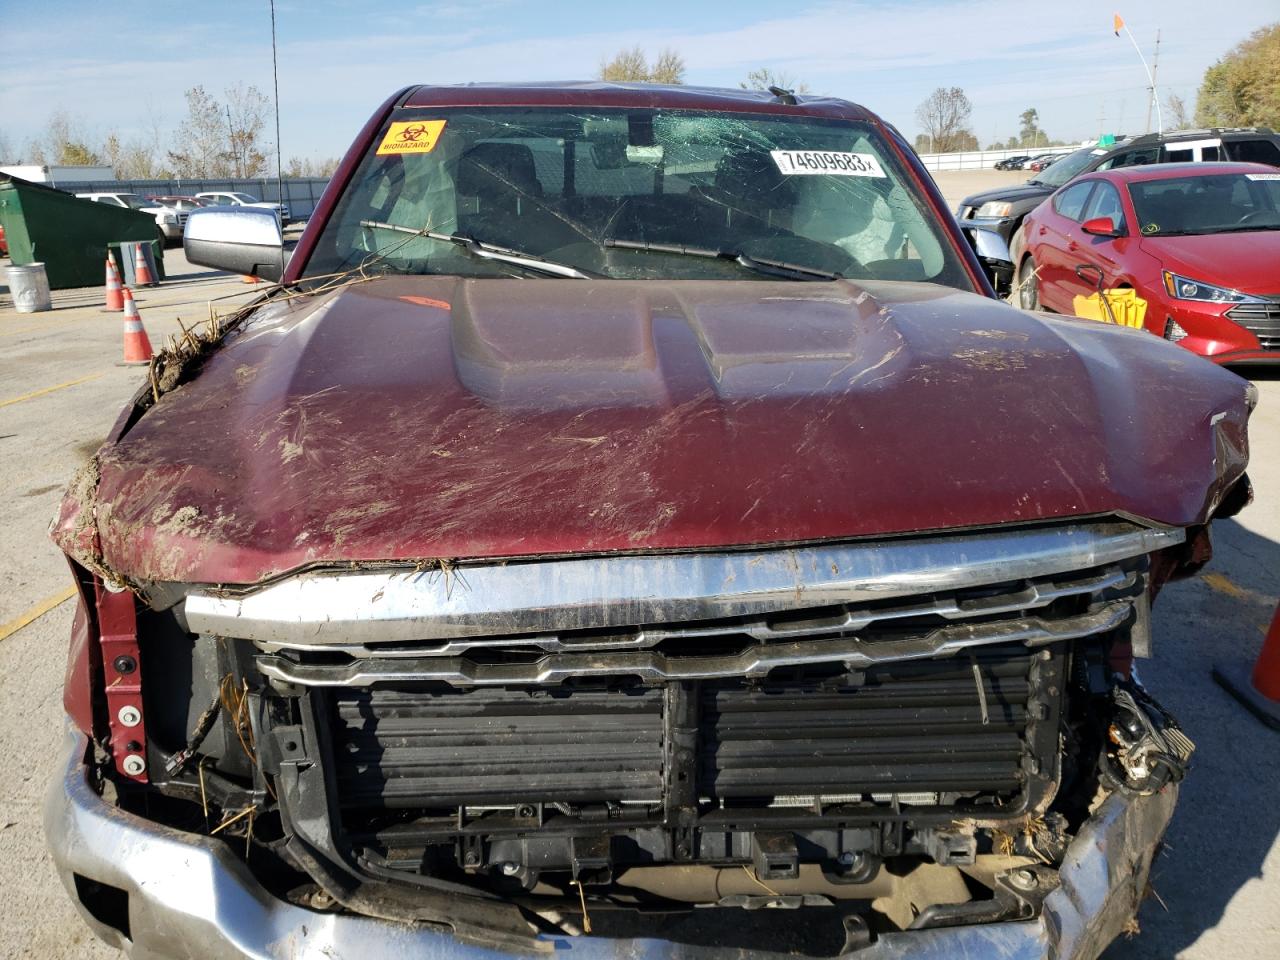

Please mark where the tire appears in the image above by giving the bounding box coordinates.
[1017,256,1040,312]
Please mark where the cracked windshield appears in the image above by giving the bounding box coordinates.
[307,107,973,287]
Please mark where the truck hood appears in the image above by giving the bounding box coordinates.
[55,276,1250,586]
[959,181,1053,211]
[1140,231,1280,294]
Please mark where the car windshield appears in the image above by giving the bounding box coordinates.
[304,106,974,288]
[1129,172,1280,236]
[1033,148,1102,187]
[229,193,260,203]
[119,195,155,209]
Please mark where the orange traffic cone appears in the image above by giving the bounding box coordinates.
[120,288,154,365]
[1213,600,1280,731]
[103,255,124,312]
[133,244,157,287]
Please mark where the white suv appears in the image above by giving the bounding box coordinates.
[75,192,186,242]
[193,191,291,225]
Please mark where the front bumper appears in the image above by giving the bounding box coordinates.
[158,223,183,240]
[47,730,1178,960]
[1160,298,1280,364]
[957,218,1015,290]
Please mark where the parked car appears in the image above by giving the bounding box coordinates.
[49,81,1252,960]
[146,194,214,213]
[74,191,187,243]
[957,127,1280,291]
[1016,161,1279,363]
[1027,153,1070,172]
[994,155,1030,170]
[193,190,291,224]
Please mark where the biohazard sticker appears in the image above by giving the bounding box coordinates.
[377,120,447,156]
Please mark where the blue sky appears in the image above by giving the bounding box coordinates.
[1,0,1276,162]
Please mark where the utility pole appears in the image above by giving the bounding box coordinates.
[1152,29,1162,133]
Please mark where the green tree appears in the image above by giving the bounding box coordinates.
[597,47,685,84]
[1018,108,1045,148]
[1195,23,1280,127]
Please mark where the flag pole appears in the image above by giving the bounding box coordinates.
[1115,14,1163,134]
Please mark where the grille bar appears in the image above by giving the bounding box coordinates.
[1227,300,1280,349]
[258,599,1131,688]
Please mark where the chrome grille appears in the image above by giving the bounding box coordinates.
[1227,298,1280,350]
[254,559,1144,688]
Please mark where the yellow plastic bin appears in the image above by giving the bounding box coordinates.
[1072,289,1148,329]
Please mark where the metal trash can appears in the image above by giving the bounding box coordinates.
[5,262,53,312]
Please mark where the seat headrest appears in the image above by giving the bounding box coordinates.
[458,142,543,199]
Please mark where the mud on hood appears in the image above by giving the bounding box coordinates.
[53,276,1251,586]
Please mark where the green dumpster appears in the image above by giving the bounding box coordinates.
[0,175,165,290]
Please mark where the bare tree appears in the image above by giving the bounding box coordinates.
[1165,92,1193,130]
[915,87,975,153]
[649,49,686,84]
[598,47,685,84]
[28,110,103,166]
[169,86,230,177]
[226,83,271,178]
[286,156,341,178]
[740,68,810,94]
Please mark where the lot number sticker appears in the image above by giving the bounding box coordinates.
[1246,173,1280,181]
[771,150,886,177]
[377,120,447,156]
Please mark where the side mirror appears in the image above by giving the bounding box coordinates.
[184,207,288,281]
[1081,216,1122,238]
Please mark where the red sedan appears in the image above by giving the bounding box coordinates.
[1017,162,1280,363]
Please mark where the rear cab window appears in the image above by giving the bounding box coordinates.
[304,106,977,290]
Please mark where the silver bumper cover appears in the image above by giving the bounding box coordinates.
[47,731,1177,960]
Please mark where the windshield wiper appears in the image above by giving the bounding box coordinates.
[1197,224,1280,234]
[603,239,841,281]
[359,220,592,279]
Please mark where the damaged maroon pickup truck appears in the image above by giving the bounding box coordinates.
[47,83,1254,960]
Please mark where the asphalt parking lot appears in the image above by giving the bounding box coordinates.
[1,174,1277,959]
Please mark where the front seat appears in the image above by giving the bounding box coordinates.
[456,142,544,243]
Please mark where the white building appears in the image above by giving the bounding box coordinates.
[0,164,115,186]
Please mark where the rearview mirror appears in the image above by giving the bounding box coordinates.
[1081,216,1122,238]
[184,207,288,281]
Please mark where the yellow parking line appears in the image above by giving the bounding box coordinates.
[0,372,105,409]
[1202,572,1248,599]
[0,587,77,643]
